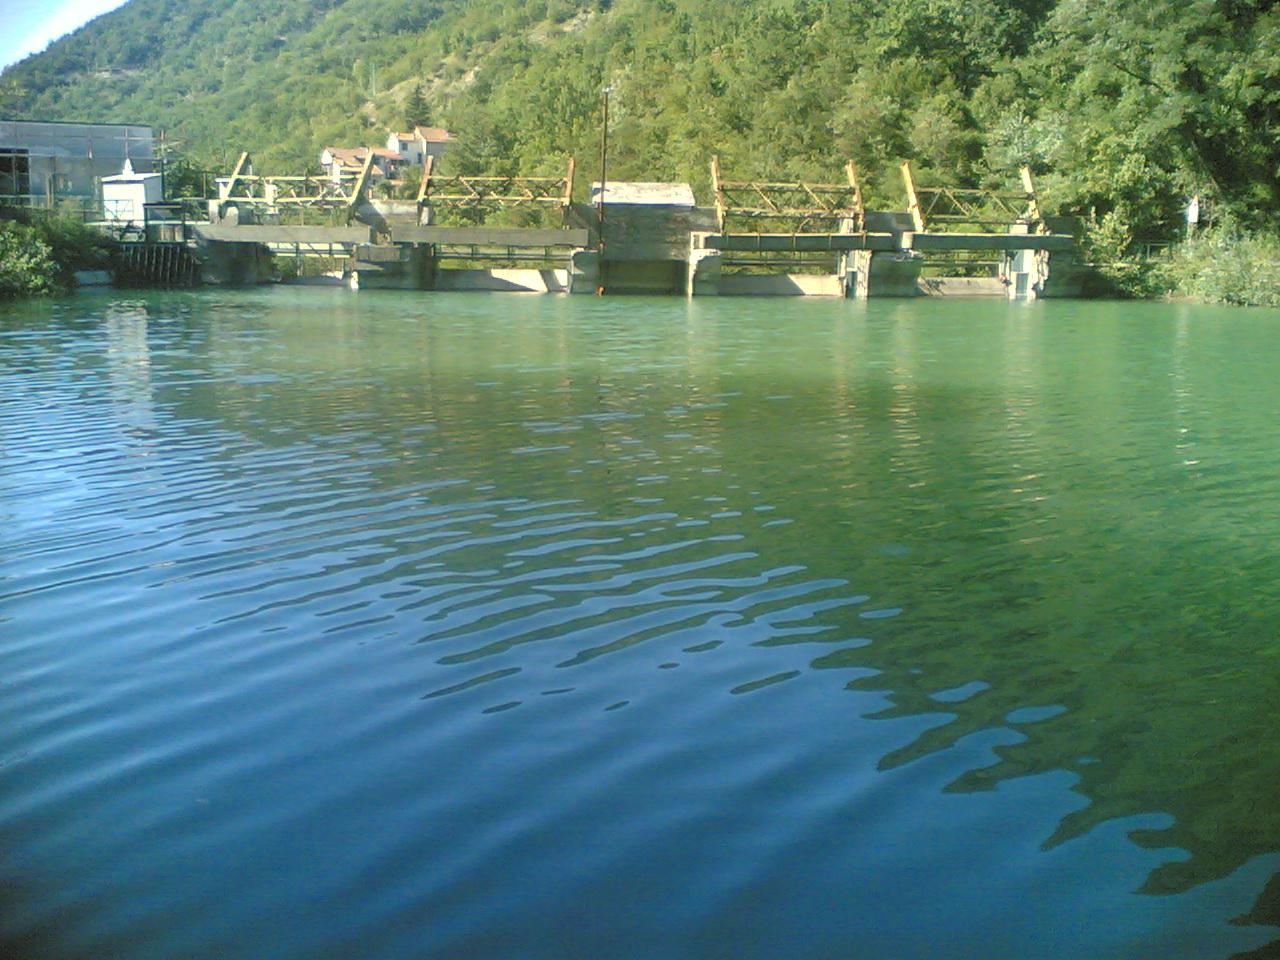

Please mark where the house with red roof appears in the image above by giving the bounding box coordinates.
[319,146,402,183]
[385,126,453,168]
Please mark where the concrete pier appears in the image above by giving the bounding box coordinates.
[1002,248,1086,299]
[349,244,434,290]
[686,247,722,297]
[592,182,717,295]
[569,249,601,294]
[842,249,925,298]
[195,239,273,286]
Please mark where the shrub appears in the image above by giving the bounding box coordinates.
[0,214,122,297]
[34,216,118,284]
[1163,230,1280,308]
[1079,210,1175,300]
[0,220,58,298]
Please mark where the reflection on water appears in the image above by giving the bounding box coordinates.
[1,288,1278,959]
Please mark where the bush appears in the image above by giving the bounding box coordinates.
[1079,210,1175,300]
[34,216,118,284]
[1163,230,1280,308]
[0,214,121,297]
[0,220,59,298]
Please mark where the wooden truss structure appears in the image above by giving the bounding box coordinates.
[416,156,575,216]
[709,156,865,233]
[901,161,1044,233]
[217,152,376,213]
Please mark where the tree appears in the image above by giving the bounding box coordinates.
[0,76,26,115]
[1033,0,1280,235]
[405,81,429,128]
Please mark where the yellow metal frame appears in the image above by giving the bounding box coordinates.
[900,160,1044,233]
[709,155,866,233]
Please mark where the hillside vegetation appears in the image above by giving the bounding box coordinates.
[4,0,1280,248]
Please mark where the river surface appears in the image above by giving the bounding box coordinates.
[2,288,1279,959]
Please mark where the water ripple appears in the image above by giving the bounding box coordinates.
[2,292,1277,959]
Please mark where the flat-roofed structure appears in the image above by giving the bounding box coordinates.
[0,119,154,208]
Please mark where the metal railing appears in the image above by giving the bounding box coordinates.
[0,195,98,221]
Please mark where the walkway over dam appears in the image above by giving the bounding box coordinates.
[170,153,1084,299]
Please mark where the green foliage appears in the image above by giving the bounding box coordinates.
[0,75,25,113]
[37,216,119,282]
[0,220,58,298]
[0,214,121,297]
[2,0,1279,253]
[1163,229,1280,308]
[1031,0,1280,235]
[165,158,215,199]
[1077,211,1167,299]
[404,81,429,128]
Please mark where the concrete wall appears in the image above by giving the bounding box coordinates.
[196,240,272,286]
[600,204,718,261]
[864,211,915,234]
[918,276,1007,297]
[599,260,686,295]
[359,200,421,235]
[434,268,569,293]
[351,244,433,290]
[846,250,924,298]
[349,246,570,293]
[718,273,845,297]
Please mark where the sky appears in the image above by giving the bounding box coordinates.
[0,0,129,70]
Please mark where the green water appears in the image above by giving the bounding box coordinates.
[1,288,1277,958]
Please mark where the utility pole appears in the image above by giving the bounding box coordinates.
[596,85,612,295]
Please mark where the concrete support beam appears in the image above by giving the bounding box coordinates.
[195,239,273,286]
[843,250,924,298]
[1039,250,1087,299]
[840,251,865,298]
[905,232,1075,252]
[687,247,722,297]
[1002,248,1086,300]
[568,249,600,294]
[391,226,591,247]
[194,224,372,245]
[698,232,899,253]
[350,244,434,290]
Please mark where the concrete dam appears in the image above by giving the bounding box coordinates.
[144,153,1086,300]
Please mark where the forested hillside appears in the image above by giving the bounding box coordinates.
[4,0,1280,244]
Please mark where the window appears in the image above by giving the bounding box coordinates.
[0,149,31,203]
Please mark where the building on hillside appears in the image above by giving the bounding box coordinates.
[0,119,154,208]
[385,126,453,168]
[319,146,401,184]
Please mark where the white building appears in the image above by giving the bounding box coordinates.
[319,146,402,183]
[385,126,453,167]
[100,159,163,223]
